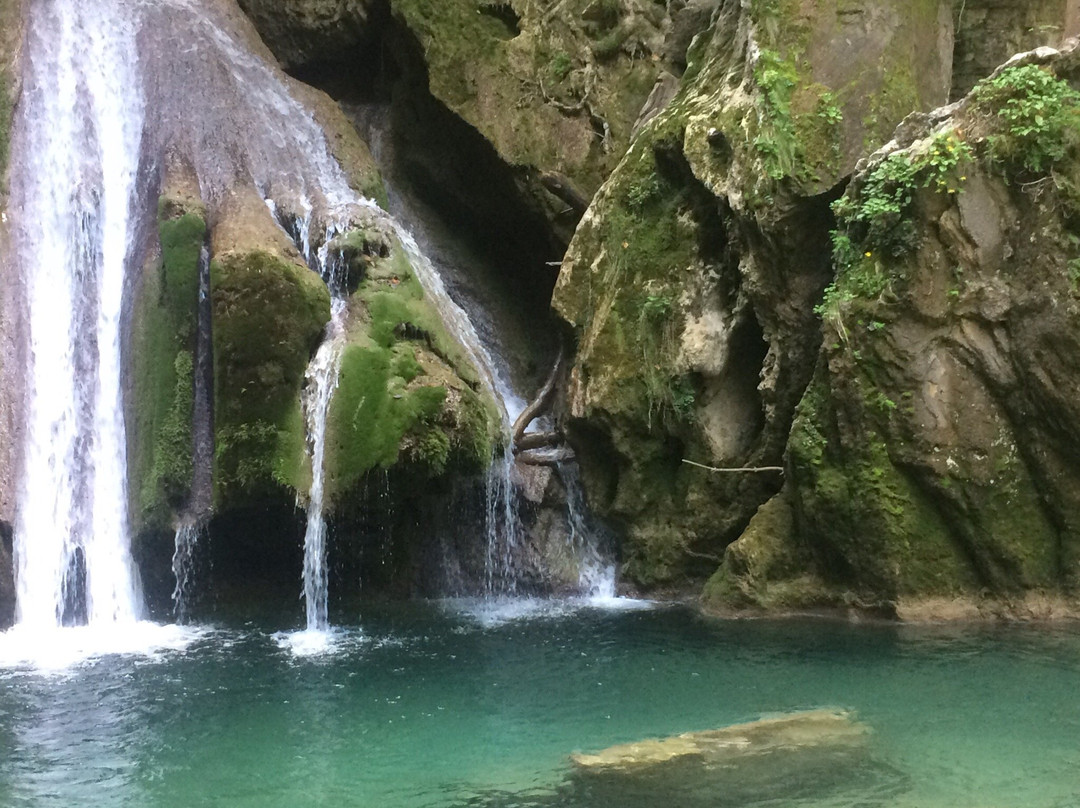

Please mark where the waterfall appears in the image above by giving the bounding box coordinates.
[560,462,616,599]
[10,0,144,629]
[294,227,350,632]
[171,523,200,623]
[4,0,566,642]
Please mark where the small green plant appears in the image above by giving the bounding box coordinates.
[1068,257,1080,290]
[752,49,799,180]
[871,391,898,415]
[819,131,972,332]
[817,91,843,126]
[640,290,673,322]
[973,64,1080,174]
[549,51,572,82]
[831,129,972,263]
[592,25,628,60]
[922,131,973,193]
[671,376,697,421]
[626,173,662,213]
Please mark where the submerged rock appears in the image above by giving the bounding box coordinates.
[571,709,869,773]
[569,710,885,808]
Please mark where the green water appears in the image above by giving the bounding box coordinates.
[2,601,1080,807]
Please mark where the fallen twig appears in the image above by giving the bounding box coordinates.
[681,459,784,474]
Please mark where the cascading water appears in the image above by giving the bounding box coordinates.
[171,523,200,624]
[559,462,616,599]
[11,0,144,629]
[293,226,351,633]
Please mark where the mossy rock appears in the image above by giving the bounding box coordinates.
[323,235,499,501]
[552,0,957,592]
[211,248,331,503]
[753,52,1080,608]
[130,201,206,529]
[387,0,666,200]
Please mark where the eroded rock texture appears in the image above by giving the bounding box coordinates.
[710,45,1080,615]
[553,0,954,587]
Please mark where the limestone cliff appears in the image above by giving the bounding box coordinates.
[709,45,1080,616]
[552,0,954,587]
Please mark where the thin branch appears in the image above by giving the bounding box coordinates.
[681,459,784,474]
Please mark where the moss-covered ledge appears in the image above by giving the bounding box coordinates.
[322,230,499,504]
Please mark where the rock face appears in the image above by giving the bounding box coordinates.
[236,0,377,68]
[710,45,1080,614]
[951,0,1080,99]
[553,0,954,587]
[238,0,713,246]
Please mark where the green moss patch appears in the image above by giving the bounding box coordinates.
[324,346,446,489]
[321,236,499,499]
[211,250,330,502]
[130,207,206,527]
